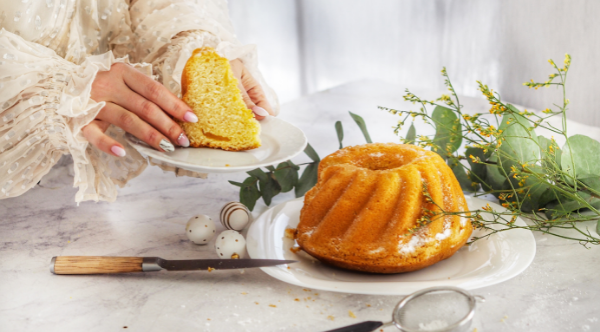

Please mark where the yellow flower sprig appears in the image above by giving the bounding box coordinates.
[477,81,508,115]
[523,54,571,89]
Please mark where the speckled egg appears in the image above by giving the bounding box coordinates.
[214,230,246,259]
[185,215,216,245]
[220,201,251,231]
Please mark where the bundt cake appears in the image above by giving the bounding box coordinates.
[180,47,261,151]
[296,143,472,274]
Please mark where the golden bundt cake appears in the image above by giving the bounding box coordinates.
[180,47,261,151]
[296,143,472,274]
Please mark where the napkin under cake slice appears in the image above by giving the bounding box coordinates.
[180,47,261,151]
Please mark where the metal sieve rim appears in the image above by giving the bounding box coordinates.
[391,286,477,332]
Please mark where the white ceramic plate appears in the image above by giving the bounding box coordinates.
[246,196,536,295]
[126,116,307,173]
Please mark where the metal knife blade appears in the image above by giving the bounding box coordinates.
[143,257,296,272]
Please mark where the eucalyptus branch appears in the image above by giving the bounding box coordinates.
[384,54,600,246]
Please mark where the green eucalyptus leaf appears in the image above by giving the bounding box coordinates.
[259,172,281,206]
[265,165,276,172]
[295,162,319,197]
[432,106,462,158]
[538,136,561,171]
[240,177,261,211]
[508,165,554,213]
[405,123,416,144]
[228,180,243,187]
[349,111,373,143]
[449,159,479,192]
[597,220,600,238]
[579,175,600,196]
[335,121,344,149]
[247,168,268,182]
[465,147,487,186]
[304,143,320,162]
[498,106,539,174]
[561,135,600,184]
[545,192,600,219]
[274,161,299,193]
[485,154,509,192]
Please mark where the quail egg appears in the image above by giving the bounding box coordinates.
[185,214,216,245]
[220,201,251,231]
[215,230,246,259]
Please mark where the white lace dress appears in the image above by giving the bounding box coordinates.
[0,0,278,203]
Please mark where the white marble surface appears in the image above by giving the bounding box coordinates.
[1,80,599,332]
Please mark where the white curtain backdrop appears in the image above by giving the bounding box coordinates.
[228,0,600,126]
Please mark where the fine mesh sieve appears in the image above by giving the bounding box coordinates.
[392,287,478,332]
[324,286,483,332]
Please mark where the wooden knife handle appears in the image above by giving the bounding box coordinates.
[51,256,143,275]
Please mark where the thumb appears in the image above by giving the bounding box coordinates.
[237,80,268,120]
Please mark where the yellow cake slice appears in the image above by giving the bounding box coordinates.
[180,47,261,151]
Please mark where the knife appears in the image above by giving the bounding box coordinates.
[50,256,296,275]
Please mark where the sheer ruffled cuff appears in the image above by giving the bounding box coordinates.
[0,30,147,203]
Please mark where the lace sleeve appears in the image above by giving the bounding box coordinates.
[128,0,279,114]
[0,29,148,203]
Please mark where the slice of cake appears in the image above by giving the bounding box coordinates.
[180,47,261,151]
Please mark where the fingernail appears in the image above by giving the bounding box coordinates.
[251,106,269,117]
[111,145,126,157]
[160,139,175,152]
[184,111,198,123]
[177,133,190,147]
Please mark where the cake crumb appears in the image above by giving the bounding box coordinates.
[314,293,319,296]
[294,298,300,302]
[225,164,230,167]
[284,228,296,239]
[269,304,277,308]
[207,319,211,321]
[303,289,311,292]
[349,310,356,318]
[290,246,302,253]
[366,304,371,307]
[207,267,215,272]
[231,253,240,259]
[287,266,291,269]
[327,315,335,321]
[254,302,259,305]
[241,292,247,295]
[473,329,478,332]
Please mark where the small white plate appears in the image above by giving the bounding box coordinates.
[126,116,307,174]
[247,196,536,295]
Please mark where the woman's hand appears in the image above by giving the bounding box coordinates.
[82,63,198,157]
[229,59,274,120]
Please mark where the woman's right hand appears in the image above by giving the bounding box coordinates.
[82,62,198,157]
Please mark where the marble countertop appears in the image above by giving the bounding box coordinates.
[1,80,599,332]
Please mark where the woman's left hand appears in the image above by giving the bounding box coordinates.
[229,59,274,120]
